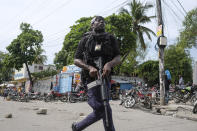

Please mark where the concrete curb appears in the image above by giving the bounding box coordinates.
[151,103,197,121]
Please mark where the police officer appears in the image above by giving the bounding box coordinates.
[73,16,121,131]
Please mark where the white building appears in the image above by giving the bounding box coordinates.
[14,64,55,81]
[193,61,197,85]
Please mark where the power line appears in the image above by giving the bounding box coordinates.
[169,0,186,17]
[0,0,57,42]
[47,27,70,39]
[0,0,35,35]
[44,0,131,48]
[96,0,123,15]
[36,0,131,48]
[32,0,73,26]
[43,36,64,46]
[0,0,128,47]
[176,0,187,15]
[174,0,194,32]
[1,0,72,42]
[99,0,130,16]
[42,0,130,49]
[1,0,137,52]
[162,0,183,22]
[22,0,55,21]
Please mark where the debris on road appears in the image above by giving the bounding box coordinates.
[36,108,47,115]
[5,113,12,118]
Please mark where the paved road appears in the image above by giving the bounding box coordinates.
[0,97,197,131]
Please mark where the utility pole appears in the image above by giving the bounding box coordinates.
[156,0,167,106]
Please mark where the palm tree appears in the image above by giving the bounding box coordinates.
[119,0,156,50]
[33,47,47,64]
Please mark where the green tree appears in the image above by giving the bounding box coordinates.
[54,17,92,69]
[105,14,136,60]
[118,51,138,76]
[178,8,197,49]
[119,0,156,51]
[33,47,47,64]
[163,8,195,84]
[5,23,43,87]
[164,45,192,84]
[31,68,57,80]
[136,60,159,86]
[0,51,13,83]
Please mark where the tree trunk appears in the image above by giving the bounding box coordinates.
[25,62,33,91]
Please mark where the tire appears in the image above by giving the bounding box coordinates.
[190,95,197,105]
[119,94,123,100]
[69,95,77,103]
[25,97,30,102]
[124,96,135,108]
[44,96,51,102]
[60,96,68,102]
[193,103,197,114]
[144,98,152,109]
[173,92,181,103]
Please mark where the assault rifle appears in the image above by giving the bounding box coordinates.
[87,57,109,127]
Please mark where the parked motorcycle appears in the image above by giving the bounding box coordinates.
[173,85,197,103]
[27,92,43,100]
[124,86,152,109]
[68,87,87,103]
[18,92,30,102]
[44,91,68,102]
[151,85,160,105]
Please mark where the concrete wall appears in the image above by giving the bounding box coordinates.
[33,78,52,94]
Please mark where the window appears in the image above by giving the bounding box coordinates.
[39,66,43,70]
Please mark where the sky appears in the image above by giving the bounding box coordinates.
[0,0,197,65]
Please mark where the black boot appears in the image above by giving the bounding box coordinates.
[72,122,78,131]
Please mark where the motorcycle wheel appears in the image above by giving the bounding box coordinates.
[60,96,68,102]
[190,95,197,105]
[69,95,77,103]
[44,96,51,102]
[193,103,197,114]
[124,96,135,108]
[144,99,152,109]
[119,94,123,100]
[24,95,30,102]
[173,92,181,103]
